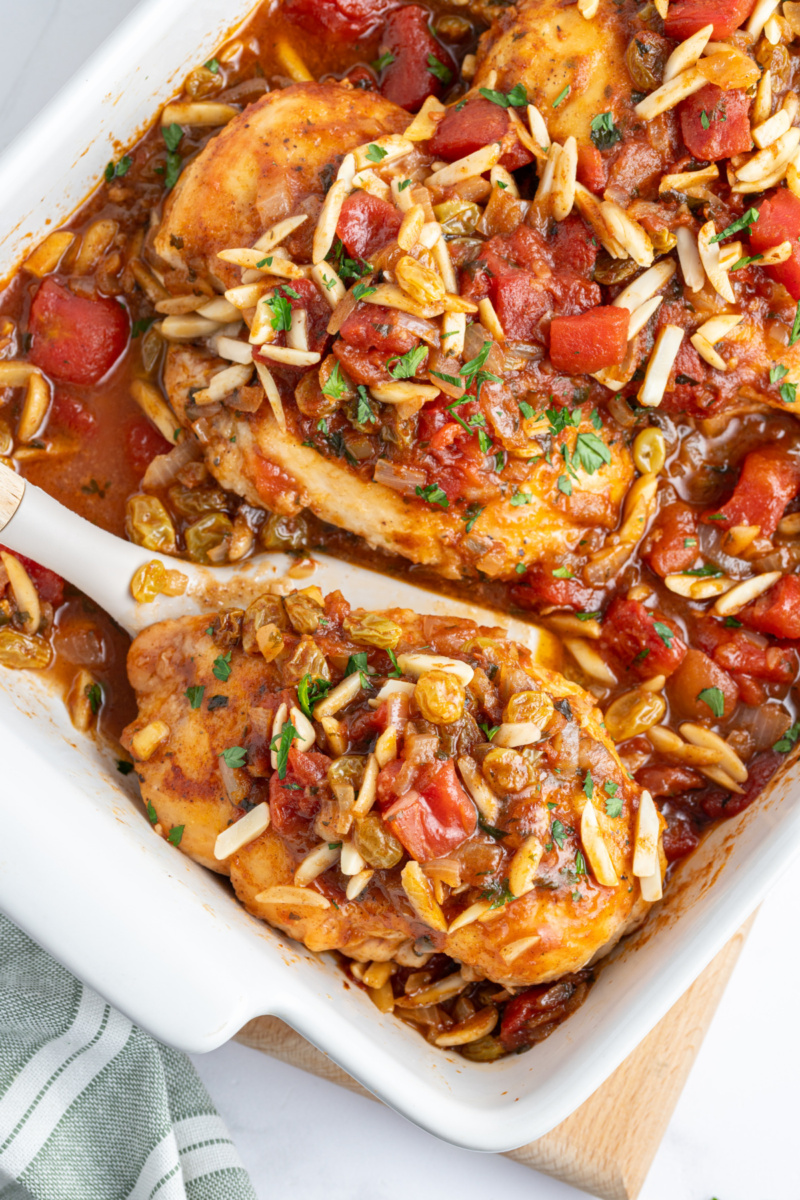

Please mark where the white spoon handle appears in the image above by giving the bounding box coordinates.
[0,463,552,654]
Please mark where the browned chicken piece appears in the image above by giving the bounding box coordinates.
[154,82,410,286]
[474,0,635,147]
[122,588,661,987]
[164,344,634,580]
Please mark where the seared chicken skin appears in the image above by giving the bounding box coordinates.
[122,587,661,987]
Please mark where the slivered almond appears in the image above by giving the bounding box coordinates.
[695,313,744,344]
[508,835,544,898]
[614,260,676,311]
[664,572,734,599]
[426,143,502,188]
[215,803,271,860]
[353,136,413,170]
[404,96,446,142]
[633,789,659,878]
[396,653,474,684]
[162,101,238,126]
[599,201,654,266]
[580,800,619,887]
[254,361,286,430]
[353,753,379,817]
[447,899,493,933]
[501,935,540,964]
[218,247,309,278]
[252,214,308,254]
[563,638,617,685]
[254,344,320,367]
[0,551,41,634]
[634,66,706,121]
[400,861,448,931]
[346,868,374,900]
[663,23,713,83]
[313,671,362,718]
[370,381,440,404]
[527,104,550,149]
[638,324,685,408]
[552,135,577,221]
[457,756,499,823]
[660,164,719,193]
[255,885,331,910]
[712,571,782,616]
[191,363,253,405]
[676,226,705,292]
[311,261,346,308]
[493,722,541,748]
[679,723,748,784]
[691,334,727,370]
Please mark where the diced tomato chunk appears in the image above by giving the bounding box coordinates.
[701,750,781,820]
[740,574,800,639]
[549,213,599,277]
[512,561,603,613]
[336,191,402,261]
[428,97,533,172]
[126,419,172,477]
[702,445,800,537]
[269,749,330,836]
[0,546,65,608]
[666,647,738,720]
[29,278,129,386]
[493,271,553,341]
[600,598,687,679]
[661,811,702,862]
[283,0,393,39]
[576,142,606,194]
[379,6,455,112]
[642,501,699,578]
[50,392,96,438]
[636,764,704,799]
[750,189,800,300]
[665,0,756,40]
[549,306,630,375]
[499,978,585,1050]
[380,758,476,861]
[679,85,752,161]
[338,303,417,353]
[713,630,797,682]
[332,342,392,386]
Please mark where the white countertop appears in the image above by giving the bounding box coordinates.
[2,4,797,1195]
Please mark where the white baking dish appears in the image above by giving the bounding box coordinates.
[2,0,800,1153]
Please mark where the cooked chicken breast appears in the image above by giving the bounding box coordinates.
[122,587,661,987]
[474,0,632,145]
[165,344,633,580]
[154,82,410,286]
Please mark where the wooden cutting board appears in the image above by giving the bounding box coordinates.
[235,917,754,1200]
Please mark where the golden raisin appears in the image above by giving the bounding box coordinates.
[0,628,52,669]
[131,560,188,603]
[343,611,403,649]
[503,690,555,729]
[354,813,404,868]
[482,747,534,793]
[284,591,324,634]
[415,670,466,724]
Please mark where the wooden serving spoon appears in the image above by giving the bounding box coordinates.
[0,461,559,656]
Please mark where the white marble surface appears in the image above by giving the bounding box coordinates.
[2,3,797,1195]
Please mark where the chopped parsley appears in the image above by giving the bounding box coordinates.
[551,818,567,849]
[415,482,449,507]
[161,123,183,190]
[271,721,299,780]
[697,686,725,718]
[146,800,157,823]
[321,362,349,400]
[558,475,573,496]
[770,363,789,384]
[352,281,376,300]
[104,155,131,182]
[462,503,483,532]
[590,112,622,150]
[774,721,800,753]
[117,760,134,776]
[372,51,395,71]
[365,143,388,162]
[355,385,376,424]
[709,208,759,244]
[478,816,508,839]
[459,340,501,398]
[682,564,723,578]
[131,317,155,339]
[583,771,594,800]
[388,345,428,378]
[478,82,527,108]
[510,490,532,506]
[427,54,452,85]
[297,674,332,719]
[575,850,587,877]
[791,301,800,348]
[578,610,602,621]
[167,825,184,846]
[266,291,293,332]
[653,621,675,648]
[345,651,373,688]
[552,566,574,578]
[604,780,623,818]
[574,431,612,474]
[185,685,205,709]
[85,682,103,715]
[729,254,763,272]
[207,695,228,711]
[780,381,797,405]
[205,57,220,73]
[552,84,570,107]
[212,652,232,682]
[724,616,742,629]
[397,178,412,192]
[220,746,247,769]
[386,648,402,678]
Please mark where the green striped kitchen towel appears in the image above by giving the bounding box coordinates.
[0,914,258,1200]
